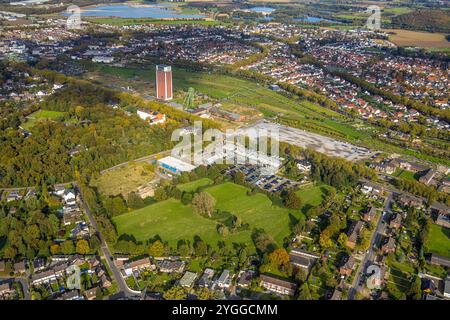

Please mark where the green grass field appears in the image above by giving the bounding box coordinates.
[177,178,213,192]
[113,182,303,249]
[425,223,450,257]
[296,184,334,213]
[21,109,66,130]
[393,169,418,181]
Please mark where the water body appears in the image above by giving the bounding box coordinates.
[294,16,341,24]
[70,4,205,19]
[249,7,275,14]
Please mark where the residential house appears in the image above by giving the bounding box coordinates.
[197,268,215,288]
[339,255,355,277]
[157,260,185,273]
[360,182,383,196]
[363,206,377,222]
[6,190,21,202]
[295,159,312,173]
[13,260,26,274]
[84,287,98,300]
[444,278,450,299]
[435,214,450,229]
[329,288,342,300]
[100,275,112,289]
[56,290,83,300]
[289,249,320,272]
[179,271,197,288]
[397,194,423,208]
[63,189,76,204]
[124,257,154,276]
[389,213,402,229]
[31,270,57,286]
[260,275,298,296]
[54,185,65,196]
[237,270,254,288]
[419,169,436,186]
[217,270,232,289]
[0,283,13,296]
[429,254,450,268]
[346,221,363,249]
[381,237,396,254]
[33,258,47,272]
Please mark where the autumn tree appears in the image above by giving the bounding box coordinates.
[148,240,165,257]
[192,192,216,218]
[163,286,187,300]
[268,248,290,270]
[285,191,302,209]
[76,239,90,255]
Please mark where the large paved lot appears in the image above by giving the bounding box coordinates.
[244,121,373,161]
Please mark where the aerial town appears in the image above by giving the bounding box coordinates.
[0,0,449,306]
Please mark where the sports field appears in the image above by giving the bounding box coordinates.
[425,223,450,257]
[113,182,303,249]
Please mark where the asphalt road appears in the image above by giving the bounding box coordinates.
[76,184,141,298]
[348,191,392,300]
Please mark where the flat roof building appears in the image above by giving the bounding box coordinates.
[158,156,196,176]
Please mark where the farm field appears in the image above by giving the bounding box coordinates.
[383,29,450,48]
[21,109,67,130]
[91,162,155,197]
[425,223,450,257]
[177,178,213,192]
[113,182,303,249]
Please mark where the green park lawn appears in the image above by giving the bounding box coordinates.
[393,169,418,181]
[296,184,334,213]
[177,177,213,192]
[113,182,303,250]
[425,223,450,257]
[21,109,67,130]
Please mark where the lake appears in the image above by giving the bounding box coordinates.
[294,16,341,24]
[249,7,275,15]
[70,4,205,19]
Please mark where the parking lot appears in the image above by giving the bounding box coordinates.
[225,164,300,193]
[243,121,373,161]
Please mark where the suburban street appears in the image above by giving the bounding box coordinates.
[76,184,141,299]
[348,191,393,299]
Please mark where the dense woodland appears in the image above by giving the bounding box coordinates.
[0,63,219,188]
